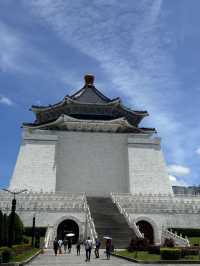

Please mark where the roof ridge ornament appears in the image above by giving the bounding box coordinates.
[84,74,94,86]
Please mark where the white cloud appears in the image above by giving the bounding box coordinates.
[0,95,14,106]
[19,0,200,188]
[169,175,188,187]
[24,0,189,164]
[196,148,200,155]
[167,164,190,176]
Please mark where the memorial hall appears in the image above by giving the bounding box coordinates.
[0,74,200,248]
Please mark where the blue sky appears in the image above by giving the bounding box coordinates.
[0,0,200,188]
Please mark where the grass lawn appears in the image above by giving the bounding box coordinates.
[115,250,160,261]
[115,250,200,261]
[10,248,40,262]
[189,237,200,246]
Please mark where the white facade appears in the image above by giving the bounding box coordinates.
[9,129,172,196]
[128,135,172,194]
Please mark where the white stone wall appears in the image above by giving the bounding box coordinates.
[9,129,172,196]
[15,210,85,228]
[130,213,200,244]
[55,131,129,196]
[9,130,57,192]
[128,135,172,194]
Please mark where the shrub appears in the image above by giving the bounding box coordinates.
[160,248,181,260]
[23,236,30,244]
[12,243,32,254]
[181,247,199,258]
[3,214,8,246]
[169,228,200,237]
[24,227,47,237]
[128,237,150,251]
[7,213,24,244]
[0,247,14,263]
[163,238,175,248]
[148,245,160,254]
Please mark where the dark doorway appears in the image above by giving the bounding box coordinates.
[136,220,154,244]
[57,219,79,243]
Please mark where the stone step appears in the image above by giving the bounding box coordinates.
[87,196,136,248]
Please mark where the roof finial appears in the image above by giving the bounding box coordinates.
[84,74,95,86]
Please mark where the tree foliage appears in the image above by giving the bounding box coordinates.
[0,212,24,247]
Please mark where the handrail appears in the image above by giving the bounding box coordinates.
[110,193,144,239]
[84,194,98,244]
[162,228,190,247]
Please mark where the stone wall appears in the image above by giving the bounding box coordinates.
[55,131,129,196]
[9,130,57,192]
[128,135,172,194]
[9,129,172,195]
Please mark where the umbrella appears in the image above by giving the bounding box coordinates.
[66,233,75,237]
[103,236,112,240]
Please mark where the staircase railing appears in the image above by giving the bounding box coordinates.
[161,228,190,247]
[44,225,54,248]
[84,195,98,243]
[110,193,144,239]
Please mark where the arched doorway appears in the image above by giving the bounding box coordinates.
[57,219,79,243]
[136,220,154,244]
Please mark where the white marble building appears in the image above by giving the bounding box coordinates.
[1,74,200,247]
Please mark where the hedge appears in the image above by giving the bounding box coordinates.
[0,247,14,263]
[24,227,47,237]
[12,243,32,254]
[181,247,199,257]
[160,248,181,260]
[169,228,200,237]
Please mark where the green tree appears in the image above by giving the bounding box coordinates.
[7,213,24,244]
[3,213,8,246]
[0,210,3,246]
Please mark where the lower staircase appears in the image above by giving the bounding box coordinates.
[87,196,136,248]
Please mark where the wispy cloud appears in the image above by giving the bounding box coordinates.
[23,0,200,185]
[24,0,186,159]
[196,148,200,155]
[0,95,14,106]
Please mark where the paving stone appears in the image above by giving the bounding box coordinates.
[27,248,134,266]
[27,248,200,266]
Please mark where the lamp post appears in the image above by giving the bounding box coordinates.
[2,189,27,247]
[31,214,36,247]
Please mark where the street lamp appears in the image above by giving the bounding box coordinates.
[2,188,27,247]
[31,213,36,247]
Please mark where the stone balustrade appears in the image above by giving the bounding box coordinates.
[111,192,200,214]
[161,228,190,247]
[0,191,86,213]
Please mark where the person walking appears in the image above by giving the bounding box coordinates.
[53,238,59,256]
[63,238,68,254]
[84,237,93,262]
[68,238,72,253]
[76,239,81,256]
[58,239,63,254]
[94,238,101,258]
[105,239,112,260]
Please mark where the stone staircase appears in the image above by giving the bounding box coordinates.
[87,196,136,248]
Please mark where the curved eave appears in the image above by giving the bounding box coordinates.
[23,115,148,133]
[31,96,121,113]
[31,98,148,120]
[140,127,157,134]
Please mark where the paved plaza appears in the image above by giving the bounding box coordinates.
[28,248,133,266]
[27,248,200,266]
